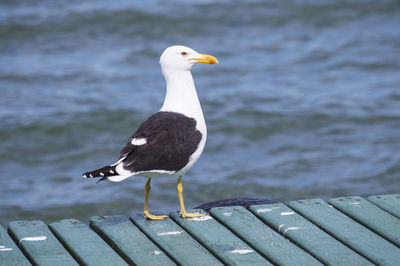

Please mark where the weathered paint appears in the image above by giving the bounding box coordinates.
[211,206,322,266]
[368,194,400,219]
[290,198,400,265]
[130,213,222,266]
[2,194,400,265]
[0,225,31,266]
[250,203,372,266]
[8,220,78,266]
[90,215,175,266]
[170,209,270,266]
[329,196,400,247]
[49,219,128,266]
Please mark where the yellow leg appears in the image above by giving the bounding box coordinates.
[143,178,168,220]
[177,176,205,218]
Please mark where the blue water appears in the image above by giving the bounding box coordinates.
[1,0,400,225]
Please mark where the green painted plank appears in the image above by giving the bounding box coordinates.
[170,210,271,266]
[210,206,322,266]
[7,220,78,266]
[49,219,128,266]
[0,224,31,266]
[289,199,400,266]
[130,213,222,266]
[368,194,400,219]
[250,203,373,266]
[90,215,175,266]
[329,196,400,247]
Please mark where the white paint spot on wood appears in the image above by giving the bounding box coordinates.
[283,227,300,235]
[329,205,333,208]
[157,231,182,236]
[20,236,47,242]
[223,212,232,216]
[150,250,161,255]
[351,202,360,205]
[131,138,147,145]
[256,206,279,213]
[0,247,13,251]
[188,215,212,221]
[278,224,285,232]
[280,211,294,216]
[229,249,254,254]
[0,246,4,248]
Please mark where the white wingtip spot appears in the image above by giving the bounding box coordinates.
[111,156,126,166]
[131,138,147,145]
[100,172,104,176]
[83,174,87,178]
[89,174,93,178]
[110,169,114,174]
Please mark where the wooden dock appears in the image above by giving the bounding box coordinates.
[1,194,400,265]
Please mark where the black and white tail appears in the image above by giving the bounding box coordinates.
[83,165,118,183]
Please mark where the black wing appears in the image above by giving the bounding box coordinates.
[118,111,202,173]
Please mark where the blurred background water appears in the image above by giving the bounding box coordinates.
[1,0,400,225]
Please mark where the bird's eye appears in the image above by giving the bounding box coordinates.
[181,52,188,56]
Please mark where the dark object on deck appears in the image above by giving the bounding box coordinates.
[195,197,278,212]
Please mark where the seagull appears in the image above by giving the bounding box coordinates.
[83,45,218,220]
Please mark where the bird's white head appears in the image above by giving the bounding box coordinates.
[159,45,218,72]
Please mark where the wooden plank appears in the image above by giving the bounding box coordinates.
[368,194,400,219]
[289,198,400,266]
[170,210,271,266]
[90,215,175,266]
[210,206,322,266]
[130,213,222,266]
[0,224,31,266]
[49,219,128,266]
[250,203,373,266]
[329,196,400,247]
[7,220,78,266]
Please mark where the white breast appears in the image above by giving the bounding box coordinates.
[173,117,207,178]
[160,68,207,178]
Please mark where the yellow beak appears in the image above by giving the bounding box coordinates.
[192,54,219,64]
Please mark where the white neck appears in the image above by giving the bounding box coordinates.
[160,69,205,127]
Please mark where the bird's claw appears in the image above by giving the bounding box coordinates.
[179,211,206,218]
[144,211,168,220]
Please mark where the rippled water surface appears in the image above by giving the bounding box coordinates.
[1,0,400,225]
